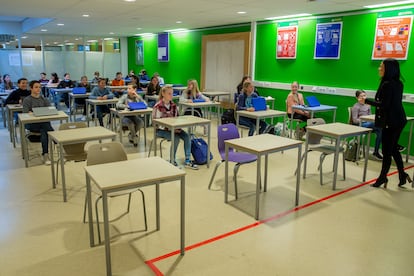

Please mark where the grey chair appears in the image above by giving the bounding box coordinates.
[83,142,147,243]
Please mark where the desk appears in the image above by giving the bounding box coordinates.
[290,104,337,137]
[18,111,69,168]
[359,114,414,163]
[106,85,128,90]
[152,115,211,167]
[109,107,153,146]
[48,126,116,202]
[68,92,90,121]
[145,94,180,102]
[303,123,371,190]
[86,98,118,126]
[6,104,23,147]
[236,109,286,136]
[179,101,221,122]
[224,134,302,220]
[202,91,231,101]
[85,156,186,276]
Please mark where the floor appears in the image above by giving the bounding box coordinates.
[0,117,413,276]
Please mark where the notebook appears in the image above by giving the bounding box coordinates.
[305,96,321,107]
[128,101,147,110]
[32,106,59,116]
[192,98,205,103]
[251,97,267,111]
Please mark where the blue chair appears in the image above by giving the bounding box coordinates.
[208,123,257,199]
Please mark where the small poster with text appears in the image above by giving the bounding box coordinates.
[276,22,298,59]
[314,21,342,59]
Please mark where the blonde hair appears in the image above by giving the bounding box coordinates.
[187,79,200,98]
[159,85,173,101]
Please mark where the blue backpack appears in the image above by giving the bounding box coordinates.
[190,135,213,165]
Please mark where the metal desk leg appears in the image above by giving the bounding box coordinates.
[180,175,185,256]
[303,132,309,179]
[295,145,302,206]
[264,154,268,192]
[156,183,160,230]
[86,174,95,247]
[225,144,229,203]
[59,143,67,202]
[406,121,413,163]
[102,191,112,276]
[332,138,341,190]
[255,154,261,220]
[170,128,175,164]
[363,132,371,182]
[49,138,56,189]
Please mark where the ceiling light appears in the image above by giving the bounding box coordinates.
[54,42,59,44]
[176,21,182,24]
[135,33,154,37]
[265,13,311,20]
[164,28,189,33]
[21,36,27,39]
[237,11,247,14]
[136,27,142,30]
[109,32,115,35]
[365,0,414,8]
[104,38,114,41]
[82,14,90,17]
[124,0,136,2]
[87,39,98,43]
[75,38,79,41]
[57,23,64,26]
[46,43,50,46]
[41,29,47,32]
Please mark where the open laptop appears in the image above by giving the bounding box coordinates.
[32,106,59,117]
[252,97,267,111]
[305,96,321,107]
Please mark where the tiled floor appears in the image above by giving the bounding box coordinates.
[0,119,413,276]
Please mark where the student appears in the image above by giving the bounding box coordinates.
[152,86,198,169]
[5,78,31,105]
[116,84,146,147]
[153,72,164,85]
[236,81,268,136]
[180,79,209,117]
[91,71,100,83]
[235,75,259,103]
[139,69,150,82]
[146,76,161,107]
[22,80,54,165]
[57,73,76,109]
[0,74,16,91]
[47,72,60,88]
[351,90,382,160]
[89,78,114,127]
[286,81,309,138]
[76,76,91,119]
[111,71,125,97]
[129,75,141,91]
[39,72,49,84]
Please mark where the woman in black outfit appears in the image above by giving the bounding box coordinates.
[366,58,411,188]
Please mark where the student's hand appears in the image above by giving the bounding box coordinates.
[102,95,108,100]
[247,107,255,112]
[187,99,193,103]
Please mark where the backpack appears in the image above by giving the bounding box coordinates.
[191,136,213,165]
[263,124,276,135]
[345,139,359,162]
[221,109,236,125]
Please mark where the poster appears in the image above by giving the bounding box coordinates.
[276,24,298,59]
[314,22,342,59]
[135,40,144,65]
[157,33,169,62]
[372,15,412,60]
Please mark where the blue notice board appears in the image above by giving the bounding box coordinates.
[158,33,169,62]
[314,22,343,59]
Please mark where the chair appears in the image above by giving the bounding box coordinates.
[71,87,87,116]
[83,142,147,243]
[208,123,257,199]
[25,130,42,161]
[285,100,302,139]
[300,118,346,185]
[347,107,365,161]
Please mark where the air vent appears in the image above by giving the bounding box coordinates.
[0,34,15,43]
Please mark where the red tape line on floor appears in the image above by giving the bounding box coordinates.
[146,165,414,275]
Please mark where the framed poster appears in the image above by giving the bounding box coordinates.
[372,15,412,60]
[314,21,343,59]
[276,22,298,59]
[135,40,144,65]
[158,33,169,62]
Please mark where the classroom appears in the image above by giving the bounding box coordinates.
[0,1,413,275]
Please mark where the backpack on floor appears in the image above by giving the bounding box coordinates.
[221,109,236,125]
[191,135,213,165]
[345,139,359,162]
[263,124,276,135]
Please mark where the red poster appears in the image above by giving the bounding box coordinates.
[277,26,298,59]
[372,16,412,60]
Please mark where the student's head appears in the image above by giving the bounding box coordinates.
[150,76,159,85]
[379,58,401,81]
[355,90,366,104]
[29,80,41,95]
[3,74,10,82]
[242,81,254,95]
[51,72,59,82]
[98,78,107,88]
[153,72,160,77]
[140,69,147,75]
[130,75,139,85]
[127,84,138,95]
[94,71,100,77]
[17,78,28,90]
[129,70,135,76]
[80,76,88,84]
[159,85,173,102]
[291,81,299,93]
[64,73,71,80]
[115,72,122,80]
[40,72,47,79]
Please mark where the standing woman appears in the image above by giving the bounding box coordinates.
[367,58,411,188]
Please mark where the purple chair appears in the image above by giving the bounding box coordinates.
[208,123,257,199]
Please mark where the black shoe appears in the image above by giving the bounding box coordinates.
[398,173,412,188]
[397,145,406,152]
[372,152,383,160]
[371,177,388,188]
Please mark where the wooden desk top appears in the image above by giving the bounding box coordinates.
[202,91,231,97]
[6,104,23,111]
[153,115,210,128]
[237,109,286,118]
[86,98,118,104]
[110,107,153,115]
[85,156,186,191]
[18,111,68,123]
[360,114,414,122]
[292,104,337,111]
[225,134,302,154]
[179,101,220,108]
[307,122,371,137]
[48,126,116,143]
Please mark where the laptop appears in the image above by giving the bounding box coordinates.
[305,96,321,107]
[251,97,267,111]
[128,102,147,110]
[32,106,59,116]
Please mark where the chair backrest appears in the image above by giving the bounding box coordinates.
[217,123,240,157]
[87,142,127,166]
[347,107,354,125]
[307,118,326,145]
[59,122,88,156]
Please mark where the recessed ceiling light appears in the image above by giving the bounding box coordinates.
[21,36,27,39]
[265,13,311,20]
[75,38,79,41]
[237,11,247,14]
[124,0,136,2]
[82,14,90,17]
[57,23,64,26]
[136,27,142,30]
[54,42,59,44]
[109,32,115,35]
[104,38,114,41]
[87,39,98,43]
[365,0,414,8]
[164,28,189,33]
[41,29,48,32]
[176,21,182,24]
[135,33,154,37]
[46,43,50,46]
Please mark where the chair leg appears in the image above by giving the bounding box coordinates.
[208,160,223,189]
[83,193,88,223]
[148,140,153,157]
[342,152,346,180]
[319,154,327,186]
[137,189,148,231]
[126,193,132,213]
[95,196,103,244]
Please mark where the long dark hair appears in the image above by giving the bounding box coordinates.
[381,58,404,83]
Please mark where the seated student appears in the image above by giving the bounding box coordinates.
[116,84,146,147]
[76,76,91,120]
[57,73,76,109]
[152,86,198,170]
[179,79,209,117]
[153,72,164,85]
[111,72,125,97]
[129,75,141,91]
[351,90,383,160]
[236,81,268,136]
[286,81,309,138]
[89,78,114,127]
[91,71,100,84]
[146,76,161,107]
[39,72,49,84]
[47,72,60,88]
[5,78,31,124]
[0,74,16,91]
[235,75,259,103]
[22,80,54,165]
[139,69,150,82]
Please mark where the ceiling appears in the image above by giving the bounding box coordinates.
[0,0,409,46]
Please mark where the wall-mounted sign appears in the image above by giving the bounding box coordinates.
[314,22,343,59]
[135,40,144,65]
[276,22,298,59]
[372,15,412,60]
[158,33,169,62]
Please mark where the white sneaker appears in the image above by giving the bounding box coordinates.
[43,153,51,165]
[80,116,86,121]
